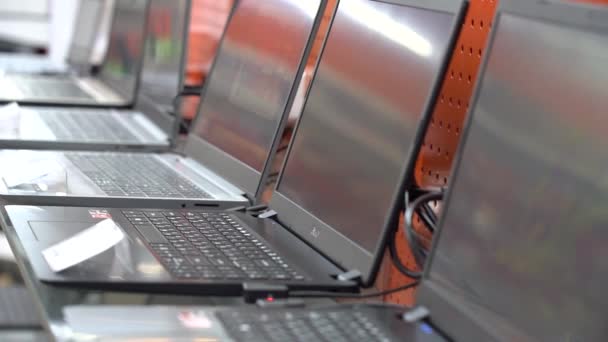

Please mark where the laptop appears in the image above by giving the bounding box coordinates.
[1,0,466,295]
[52,2,608,340]
[61,304,433,341]
[0,0,191,152]
[0,0,108,76]
[0,0,149,108]
[0,0,327,209]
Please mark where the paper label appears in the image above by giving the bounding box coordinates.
[42,219,125,272]
[1,159,65,188]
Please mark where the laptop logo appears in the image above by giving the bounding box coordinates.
[311,227,320,238]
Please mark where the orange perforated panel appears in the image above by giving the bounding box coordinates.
[384,0,498,305]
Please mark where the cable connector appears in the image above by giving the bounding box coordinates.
[243,283,289,304]
[402,306,430,323]
[258,210,278,219]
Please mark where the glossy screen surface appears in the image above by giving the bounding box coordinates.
[278,0,454,252]
[99,0,148,98]
[139,0,188,108]
[193,0,321,172]
[427,14,608,342]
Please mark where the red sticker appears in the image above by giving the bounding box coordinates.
[88,209,112,219]
[178,310,213,329]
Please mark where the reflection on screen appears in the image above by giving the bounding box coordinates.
[428,14,608,341]
[277,0,453,252]
[100,0,148,97]
[139,0,188,107]
[68,0,103,63]
[193,0,321,172]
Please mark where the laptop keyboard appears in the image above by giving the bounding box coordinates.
[123,210,305,282]
[40,110,139,142]
[217,308,394,342]
[67,153,211,198]
[15,78,94,99]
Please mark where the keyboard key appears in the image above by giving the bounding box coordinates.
[133,211,305,282]
[217,308,397,342]
[66,154,212,199]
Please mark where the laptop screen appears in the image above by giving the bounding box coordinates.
[426,14,608,341]
[192,0,322,172]
[99,0,149,98]
[276,0,454,253]
[67,0,103,64]
[139,0,188,110]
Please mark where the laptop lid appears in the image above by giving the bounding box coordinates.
[182,0,327,201]
[135,0,191,135]
[66,0,105,67]
[417,1,608,341]
[269,0,466,287]
[97,0,150,104]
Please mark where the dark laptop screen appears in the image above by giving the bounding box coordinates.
[139,0,188,109]
[99,0,148,98]
[193,0,321,172]
[427,14,608,341]
[276,0,454,252]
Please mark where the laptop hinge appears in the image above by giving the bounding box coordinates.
[337,269,362,282]
[402,306,430,323]
[258,210,278,219]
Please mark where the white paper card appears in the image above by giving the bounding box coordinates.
[42,219,125,272]
[2,159,65,188]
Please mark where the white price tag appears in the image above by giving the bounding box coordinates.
[2,159,64,188]
[42,219,125,272]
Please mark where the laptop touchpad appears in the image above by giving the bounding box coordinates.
[28,221,95,244]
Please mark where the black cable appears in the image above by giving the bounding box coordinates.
[416,205,436,234]
[389,230,422,279]
[405,191,444,268]
[288,280,419,299]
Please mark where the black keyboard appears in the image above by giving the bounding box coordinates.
[123,210,305,281]
[67,153,211,198]
[15,79,94,99]
[40,110,138,142]
[217,308,394,342]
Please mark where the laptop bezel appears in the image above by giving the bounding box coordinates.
[416,1,608,340]
[182,0,328,203]
[268,0,468,287]
[96,0,151,106]
[133,0,193,139]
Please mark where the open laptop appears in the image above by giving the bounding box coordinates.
[0,0,148,108]
[0,0,191,152]
[1,0,466,295]
[50,1,608,341]
[0,0,327,209]
[0,0,109,76]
